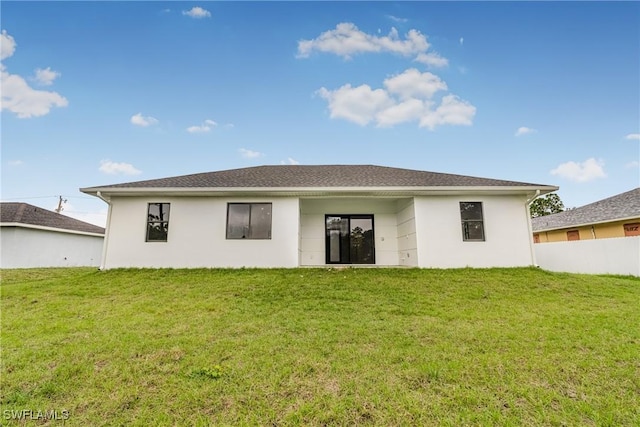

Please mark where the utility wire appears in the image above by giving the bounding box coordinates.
[1,195,97,201]
[0,195,58,200]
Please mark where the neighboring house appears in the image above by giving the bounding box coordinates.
[80,165,557,269]
[0,202,105,268]
[532,187,640,243]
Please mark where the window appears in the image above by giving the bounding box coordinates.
[460,202,485,241]
[146,203,170,242]
[567,230,580,241]
[325,215,375,264]
[226,203,272,239]
[624,223,640,237]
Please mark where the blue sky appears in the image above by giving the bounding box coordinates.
[2,1,639,226]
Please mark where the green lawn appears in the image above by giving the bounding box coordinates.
[1,268,638,426]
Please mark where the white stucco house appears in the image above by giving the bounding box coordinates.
[80,165,557,269]
[1,202,105,268]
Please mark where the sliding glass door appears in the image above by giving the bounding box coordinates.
[325,215,375,264]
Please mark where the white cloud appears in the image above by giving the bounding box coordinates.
[280,157,300,165]
[182,7,211,19]
[316,68,475,130]
[297,23,447,67]
[186,119,217,133]
[1,69,69,118]
[239,148,263,159]
[625,160,639,169]
[316,84,393,126]
[55,201,108,228]
[414,52,449,67]
[384,68,447,100]
[419,94,476,130]
[99,160,142,175]
[376,98,426,128]
[515,126,536,137]
[387,15,408,23]
[65,210,108,228]
[550,158,606,183]
[8,160,23,166]
[625,133,640,141]
[0,30,68,118]
[130,113,158,127]
[1,30,16,60]
[459,37,464,45]
[33,67,61,86]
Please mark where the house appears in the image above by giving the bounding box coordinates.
[1,202,105,268]
[532,187,640,243]
[531,188,640,276]
[80,165,557,269]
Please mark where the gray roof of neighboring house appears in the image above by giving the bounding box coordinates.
[0,202,105,235]
[532,187,640,232]
[81,165,552,191]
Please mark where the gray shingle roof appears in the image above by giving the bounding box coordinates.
[532,187,640,232]
[82,165,550,190]
[1,203,105,235]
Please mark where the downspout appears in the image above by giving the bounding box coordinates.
[96,191,112,270]
[525,190,541,267]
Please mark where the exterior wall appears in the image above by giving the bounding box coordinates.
[544,230,568,242]
[535,218,640,243]
[593,221,627,238]
[534,232,548,243]
[414,195,534,268]
[299,198,401,266]
[535,237,640,276]
[1,226,103,268]
[396,198,418,267]
[102,194,538,269]
[103,197,299,269]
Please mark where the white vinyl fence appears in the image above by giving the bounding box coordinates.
[534,236,640,276]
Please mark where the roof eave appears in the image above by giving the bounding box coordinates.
[532,214,640,233]
[0,222,105,237]
[81,185,559,198]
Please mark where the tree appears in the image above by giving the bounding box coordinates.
[530,193,565,218]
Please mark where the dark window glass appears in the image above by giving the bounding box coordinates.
[146,203,170,242]
[226,203,272,239]
[226,204,251,239]
[325,215,375,264]
[460,202,485,241]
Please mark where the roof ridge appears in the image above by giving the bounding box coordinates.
[80,164,555,192]
[551,187,640,216]
[581,186,640,207]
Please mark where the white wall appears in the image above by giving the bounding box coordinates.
[299,198,401,266]
[101,194,538,269]
[396,198,418,267]
[103,197,299,268]
[1,227,103,268]
[414,195,534,268]
[535,237,640,276]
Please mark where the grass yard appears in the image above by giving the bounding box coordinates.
[1,267,639,426]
